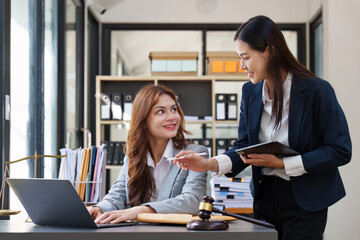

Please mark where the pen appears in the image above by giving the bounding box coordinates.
[166,152,207,161]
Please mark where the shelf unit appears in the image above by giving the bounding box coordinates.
[96,75,249,151]
[95,75,252,214]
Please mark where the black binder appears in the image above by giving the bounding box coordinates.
[202,138,212,158]
[190,138,202,145]
[112,142,121,165]
[119,142,126,165]
[175,93,181,105]
[111,93,122,120]
[100,93,111,120]
[215,94,227,120]
[106,142,115,165]
[227,94,238,120]
[122,93,133,121]
[227,138,238,151]
[216,138,227,155]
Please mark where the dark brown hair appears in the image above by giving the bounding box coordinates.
[234,15,315,129]
[126,84,189,206]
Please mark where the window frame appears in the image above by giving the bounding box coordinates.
[310,12,323,76]
[0,0,11,218]
[57,0,85,149]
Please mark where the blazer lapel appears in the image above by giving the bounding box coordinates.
[288,75,307,150]
[156,147,181,201]
[248,82,264,144]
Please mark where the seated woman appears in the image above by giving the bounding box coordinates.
[88,84,208,224]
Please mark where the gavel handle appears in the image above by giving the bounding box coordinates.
[212,208,275,228]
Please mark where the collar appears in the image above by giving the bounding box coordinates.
[146,139,174,167]
[262,72,293,104]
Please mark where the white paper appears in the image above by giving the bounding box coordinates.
[216,102,226,120]
[228,104,237,119]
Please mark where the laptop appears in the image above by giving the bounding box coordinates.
[6,178,137,228]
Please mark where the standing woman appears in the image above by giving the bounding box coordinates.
[174,16,351,239]
[88,85,208,224]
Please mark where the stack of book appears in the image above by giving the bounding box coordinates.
[58,145,106,203]
[211,175,253,209]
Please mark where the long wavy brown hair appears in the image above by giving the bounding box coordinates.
[234,15,315,130]
[126,84,190,206]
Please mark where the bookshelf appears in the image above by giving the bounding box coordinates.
[95,75,249,151]
[95,75,252,213]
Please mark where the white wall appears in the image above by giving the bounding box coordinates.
[89,0,360,239]
[322,0,360,239]
[93,0,312,23]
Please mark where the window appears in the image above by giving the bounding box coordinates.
[111,30,202,76]
[63,0,84,149]
[9,0,58,220]
[310,13,323,78]
[103,23,306,76]
[0,0,11,218]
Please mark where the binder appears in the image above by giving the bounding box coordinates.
[112,142,121,165]
[100,93,111,120]
[202,138,212,158]
[175,93,181,105]
[227,138,238,151]
[106,142,115,165]
[215,94,227,120]
[216,139,227,155]
[122,93,133,121]
[227,94,238,120]
[111,93,123,120]
[190,139,202,145]
[119,142,126,165]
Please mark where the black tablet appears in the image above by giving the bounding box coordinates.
[235,141,299,158]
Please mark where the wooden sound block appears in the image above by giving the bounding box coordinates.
[137,213,237,225]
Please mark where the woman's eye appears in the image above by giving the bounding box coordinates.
[157,110,164,114]
[171,108,177,112]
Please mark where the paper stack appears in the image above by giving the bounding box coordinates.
[211,175,253,209]
[58,144,106,203]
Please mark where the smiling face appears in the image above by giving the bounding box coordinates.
[146,93,180,143]
[235,39,269,84]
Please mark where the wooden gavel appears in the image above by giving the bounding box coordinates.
[197,195,275,228]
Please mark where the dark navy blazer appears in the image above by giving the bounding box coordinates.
[224,74,352,212]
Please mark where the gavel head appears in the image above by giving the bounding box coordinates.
[198,195,214,221]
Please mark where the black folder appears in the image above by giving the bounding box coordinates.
[215,94,227,120]
[202,138,212,158]
[112,142,121,165]
[106,141,115,165]
[227,94,238,120]
[122,93,133,121]
[235,141,299,158]
[175,93,181,105]
[100,93,111,120]
[119,141,126,165]
[216,138,227,155]
[227,138,238,150]
[190,138,202,145]
[111,93,123,120]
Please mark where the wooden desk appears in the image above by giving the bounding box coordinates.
[0,219,277,240]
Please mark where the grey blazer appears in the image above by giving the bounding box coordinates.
[95,143,208,215]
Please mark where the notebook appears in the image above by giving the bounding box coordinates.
[6,178,137,228]
[235,141,299,158]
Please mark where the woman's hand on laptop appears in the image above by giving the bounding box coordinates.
[94,206,156,224]
[87,206,103,220]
